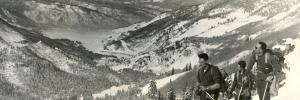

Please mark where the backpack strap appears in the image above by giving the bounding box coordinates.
[211,66,214,76]
[197,67,203,83]
[210,65,216,76]
[210,65,223,80]
[265,53,269,64]
[254,53,269,64]
[255,54,258,62]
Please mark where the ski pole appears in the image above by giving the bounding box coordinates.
[262,82,269,100]
[203,90,215,100]
[237,83,244,100]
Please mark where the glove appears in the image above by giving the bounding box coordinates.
[199,86,208,91]
[266,76,274,82]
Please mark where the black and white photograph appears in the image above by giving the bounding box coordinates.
[0,0,299,100]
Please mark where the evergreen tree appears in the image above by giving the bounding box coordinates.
[158,91,162,100]
[171,67,175,75]
[188,63,192,71]
[167,87,176,100]
[192,86,199,100]
[185,64,188,71]
[167,80,176,100]
[148,80,158,100]
[182,87,193,100]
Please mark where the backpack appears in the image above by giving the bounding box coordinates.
[211,66,229,93]
[197,65,229,92]
[197,65,228,92]
[265,49,287,96]
[265,49,286,72]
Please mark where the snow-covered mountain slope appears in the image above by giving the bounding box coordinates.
[1,0,300,100]
[141,71,189,95]
[140,36,299,99]
[105,0,300,51]
[101,1,300,99]
[104,0,300,73]
[272,36,300,100]
[0,16,134,99]
[0,0,163,30]
[0,0,171,55]
[92,84,132,99]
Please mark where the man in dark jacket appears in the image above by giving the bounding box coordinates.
[246,42,280,100]
[228,61,253,100]
[196,53,222,100]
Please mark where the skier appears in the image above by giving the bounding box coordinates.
[228,61,253,100]
[245,42,280,100]
[196,53,222,100]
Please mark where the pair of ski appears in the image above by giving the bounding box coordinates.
[202,82,269,100]
[237,81,269,100]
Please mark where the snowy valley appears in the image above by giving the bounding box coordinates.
[0,0,300,100]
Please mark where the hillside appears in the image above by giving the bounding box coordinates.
[104,0,300,73]
[1,0,300,100]
[1,0,166,30]
[102,0,300,99]
[0,10,157,99]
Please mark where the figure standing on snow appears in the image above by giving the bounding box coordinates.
[196,53,222,100]
[245,42,280,100]
[228,61,253,100]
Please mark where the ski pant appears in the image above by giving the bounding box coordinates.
[233,88,251,100]
[256,78,271,100]
[234,95,251,100]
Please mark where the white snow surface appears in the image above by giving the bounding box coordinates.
[217,50,252,68]
[172,9,266,41]
[0,27,25,42]
[2,62,24,87]
[141,72,189,95]
[250,3,300,40]
[112,13,169,34]
[152,0,164,2]
[169,52,199,70]
[92,85,131,99]
[43,28,112,53]
[249,31,264,40]
[28,41,90,75]
[267,3,300,32]
[270,37,300,100]
[272,44,287,51]
[263,3,300,25]
[110,64,131,71]
[170,43,221,70]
